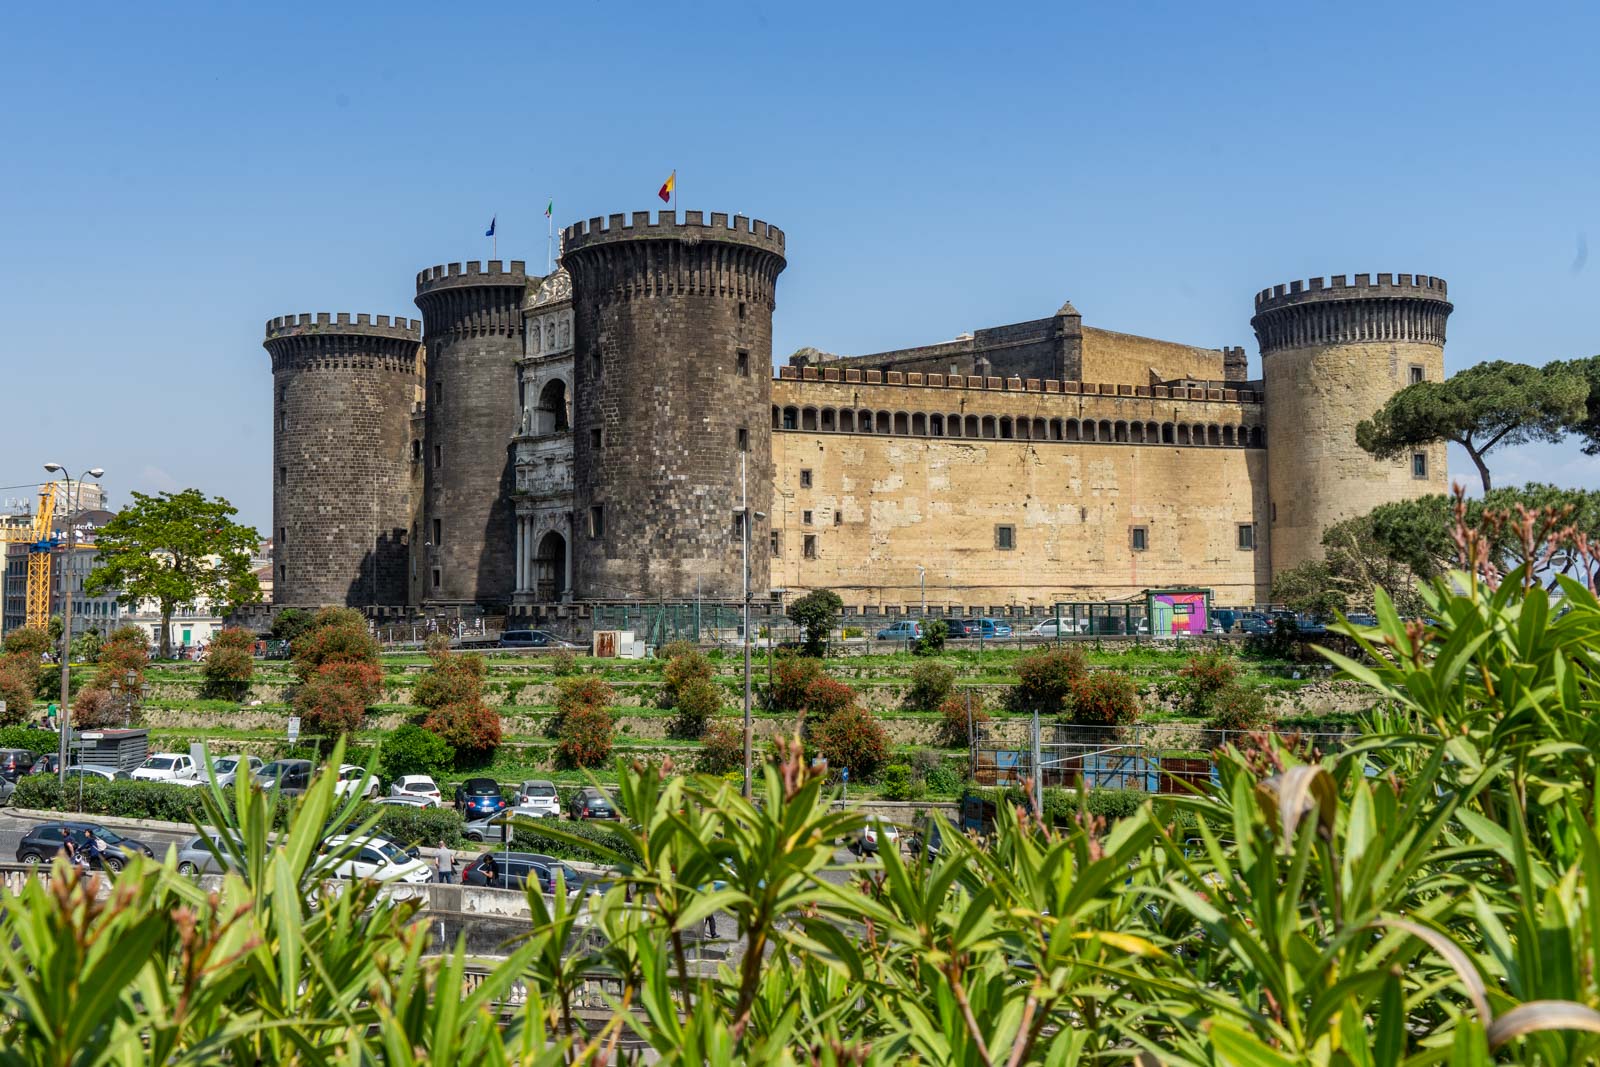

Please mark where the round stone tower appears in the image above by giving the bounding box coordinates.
[263,312,422,609]
[413,260,533,610]
[562,210,787,600]
[1252,273,1452,577]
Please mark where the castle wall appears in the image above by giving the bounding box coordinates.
[1079,327,1230,385]
[769,377,1270,607]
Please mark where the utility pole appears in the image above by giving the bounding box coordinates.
[741,454,753,800]
[45,465,102,786]
[1031,707,1043,813]
[917,566,926,620]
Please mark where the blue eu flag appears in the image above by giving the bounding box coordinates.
[485,216,496,237]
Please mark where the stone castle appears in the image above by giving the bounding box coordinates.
[261,208,1450,619]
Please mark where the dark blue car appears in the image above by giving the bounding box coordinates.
[456,778,507,818]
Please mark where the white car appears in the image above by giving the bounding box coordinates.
[851,819,901,855]
[201,755,263,788]
[132,753,199,783]
[1031,619,1087,637]
[515,779,561,818]
[372,795,439,810]
[321,834,433,885]
[389,775,443,805]
[333,765,381,800]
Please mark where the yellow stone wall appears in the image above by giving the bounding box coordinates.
[769,378,1271,608]
[1263,340,1447,573]
[1080,327,1228,385]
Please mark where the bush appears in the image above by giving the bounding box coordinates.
[12,773,210,822]
[657,640,697,663]
[547,649,578,675]
[1038,787,1145,826]
[95,627,149,692]
[495,815,639,863]
[878,763,924,801]
[71,628,103,664]
[354,802,467,850]
[413,646,487,711]
[698,720,744,775]
[0,659,36,725]
[1069,671,1142,726]
[1208,684,1271,732]
[1014,647,1088,714]
[787,589,843,656]
[377,724,455,783]
[0,726,58,752]
[295,660,382,738]
[550,675,613,737]
[809,704,890,782]
[290,607,379,684]
[660,649,714,708]
[421,701,502,764]
[202,627,256,698]
[669,678,722,739]
[2,627,51,663]
[906,661,956,711]
[72,687,124,729]
[923,761,963,797]
[555,703,613,768]
[936,694,989,748]
[1178,653,1239,719]
[803,676,858,721]
[767,655,824,712]
[270,607,315,642]
[911,620,948,656]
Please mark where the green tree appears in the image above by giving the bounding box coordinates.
[377,723,454,783]
[1269,560,1349,617]
[1355,359,1587,491]
[83,489,261,658]
[785,588,842,656]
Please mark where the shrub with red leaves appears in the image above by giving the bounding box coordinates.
[1070,671,1141,726]
[556,702,614,769]
[422,700,503,762]
[295,660,382,738]
[766,656,823,712]
[698,720,744,775]
[809,703,891,782]
[936,694,990,748]
[803,676,858,720]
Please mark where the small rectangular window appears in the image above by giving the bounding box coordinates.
[432,518,441,546]
[1237,524,1255,550]
[279,527,287,544]
[411,440,421,462]
[734,512,745,539]
[737,349,750,376]
[1130,526,1149,552]
[799,469,813,489]
[738,302,747,321]
[590,428,602,449]
[803,510,813,526]
[1412,452,1428,479]
[833,511,842,526]
[277,563,285,582]
[589,505,605,539]
[803,534,818,559]
[770,531,781,557]
[995,525,1015,550]
[434,381,443,403]
[1409,364,1425,385]
[737,427,748,452]
[432,444,442,469]
[279,466,287,486]
[431,568,441,590]
[279,410,287,431]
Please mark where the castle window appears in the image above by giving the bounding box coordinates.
[803,510,813,526]
[800,469,812,488]
[432,444,442,469]
[432,518,441,546]
[588,506,605,539]
[734,511,745,539]
[591,428,602,449]
[737,427,748,452]
[279,410,287,431]
[783,407,799,430]
[279,466,287,486]
[1409,364,1425,385]
[278,563,285,583]
[802,408,818,431]
[737,349,750,376]
[834,510,842,526]
[803,534,817,559]
[995,525,1015,551]
[1412,452,1428,479]
[434,381,442,404]
[1237,524,1255,551]
[411,440,421,462]
[738,302,747,321]
[770,531,781,557]
[431,568,441,590]
[279,528,286,545]
[1130,526,1149,552]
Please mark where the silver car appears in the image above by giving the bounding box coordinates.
[203,755,264,788]
[175,832,242,876]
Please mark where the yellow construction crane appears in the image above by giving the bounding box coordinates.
[0,484,58,630]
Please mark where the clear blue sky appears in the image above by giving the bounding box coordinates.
[2,1,1596,531]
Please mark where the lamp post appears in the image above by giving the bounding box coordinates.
[917,566,926,620]
[109,668,148,728]
[739,454,766,800]
[44,464,103,786]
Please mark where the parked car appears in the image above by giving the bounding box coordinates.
[389,775,443,805]
[16,821,155,872]
[1029,618,1086,638]
[258,759,313,796]
[874,620,923,641]
[175,832,243,875]
[944,619,980,638]
[372,795,438,809]
[568,786,619,821]
[0,749,38,782]
[1292,614,1328,636]
[320,834,433,885]
[903,812,947,861]
[455,777,508,818]
[66,765,132,781]
[460,850,587,895]
[498,629,572,649]
[975,618,1012,638]
[1238,612,1274,636]
[515,779,561,818]
[29,753,61,776]
[851,818,901,855]
[132,753,199,783]
[1343,612,1379,628]
[201,755,263,788]
[333,764,381,800]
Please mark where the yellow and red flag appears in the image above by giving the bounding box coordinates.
[658,170,675,204]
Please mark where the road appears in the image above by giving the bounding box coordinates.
[0,812,195,865]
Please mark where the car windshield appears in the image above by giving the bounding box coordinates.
[93,828,126,844]
[142,757,175,770]
[405,778,435,790]
[214,758,237,772]
[340,767,362,780]
[371,840,410,865]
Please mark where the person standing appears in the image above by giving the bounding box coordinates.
[435,841,455,884]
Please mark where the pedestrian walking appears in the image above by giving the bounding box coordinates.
[435,841,455,884]
[481,851,499,887]
[82,830,103,871]
[62,837,79,868]
[704,910,718,939]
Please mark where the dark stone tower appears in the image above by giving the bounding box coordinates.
[263,313,422,608]
[562,210,787,600]
[413,260,533,610]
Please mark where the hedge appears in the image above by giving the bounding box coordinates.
[351,802,466,850]
[493,816,639,864]
[0,727,59,754]
[11,774,211,823]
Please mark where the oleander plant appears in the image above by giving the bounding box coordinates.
[7,497,1600,1063]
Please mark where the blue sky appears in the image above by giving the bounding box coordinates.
[1,1,1596,530]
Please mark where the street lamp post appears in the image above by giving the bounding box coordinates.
[917,566,926,620]
[44,464,103,786]
[739,454,766,800]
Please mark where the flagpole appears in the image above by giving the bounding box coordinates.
[546,203,553,273]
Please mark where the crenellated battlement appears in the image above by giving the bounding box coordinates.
[1253,273,1449,312]
[774,365,1262,404]
[264,312,421,342]
[415,260,530,297]
[1251,272,1453,355]
[562,210,785,258]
